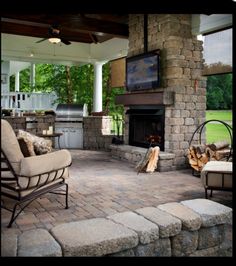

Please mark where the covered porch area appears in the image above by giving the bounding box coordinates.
[1,13,233,257]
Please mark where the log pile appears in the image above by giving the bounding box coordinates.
[187,140,230,172]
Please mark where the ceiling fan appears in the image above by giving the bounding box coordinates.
[36,25,71,45]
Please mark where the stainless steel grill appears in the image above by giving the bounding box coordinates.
[55,103,87,122]
[55,103,87,149]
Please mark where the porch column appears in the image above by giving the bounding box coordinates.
[30,63,35,90]
[93,61,106,112]
[15,72,20,92]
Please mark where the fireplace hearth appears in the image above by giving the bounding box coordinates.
[127,105,165,151]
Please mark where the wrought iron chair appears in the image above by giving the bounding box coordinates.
[1,119,72,227]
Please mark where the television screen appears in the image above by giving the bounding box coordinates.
[126,50,160,91]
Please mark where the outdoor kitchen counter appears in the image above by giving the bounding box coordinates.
[2,116,26,132]
[2,115,55,135]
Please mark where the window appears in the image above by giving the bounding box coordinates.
[202,28,232,75]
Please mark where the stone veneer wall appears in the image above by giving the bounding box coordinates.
[3,115,56,145]
[83,116,115,151]
[3,117,26,132]
[125,14,207,169]
[2,199,232,257]
[3,115,55,135]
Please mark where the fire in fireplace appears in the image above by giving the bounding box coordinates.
[127,105,165,151]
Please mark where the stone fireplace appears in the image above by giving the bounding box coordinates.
[128,105,165,150]
[114,14,207,170]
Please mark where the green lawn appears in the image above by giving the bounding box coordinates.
[205,110,232,144]
[206,110,232,122]
[206,124,232,144]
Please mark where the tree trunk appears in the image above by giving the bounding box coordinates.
[104,62,111,114]
[66,65,73,103]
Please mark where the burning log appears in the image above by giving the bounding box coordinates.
[146,135,161,144]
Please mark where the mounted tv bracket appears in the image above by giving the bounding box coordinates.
[144,14,148,53]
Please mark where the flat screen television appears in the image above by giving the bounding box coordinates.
[126,50,160,92]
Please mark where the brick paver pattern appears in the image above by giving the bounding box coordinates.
[1,150,232,235]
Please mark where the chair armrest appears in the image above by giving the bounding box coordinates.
[20,149,72,177]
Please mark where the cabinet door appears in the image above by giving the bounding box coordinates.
[54,127,83,149]
[68,128,83,148]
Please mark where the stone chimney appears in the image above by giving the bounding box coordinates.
[121,14,207,169]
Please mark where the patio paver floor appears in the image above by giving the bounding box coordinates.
[1,149,232,236]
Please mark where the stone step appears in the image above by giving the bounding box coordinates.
[110,144,176,172]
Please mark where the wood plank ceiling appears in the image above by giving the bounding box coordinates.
[1,14,129,45]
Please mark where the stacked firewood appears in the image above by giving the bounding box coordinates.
[136,146,160,174]
[187,140,231,172]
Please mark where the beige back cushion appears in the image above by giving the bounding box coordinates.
[1,119,24,174]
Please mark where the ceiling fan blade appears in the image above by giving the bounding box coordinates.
[36,38,47,43]
[61,38,71,45]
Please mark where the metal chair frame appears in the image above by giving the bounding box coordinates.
[1,149,70,228]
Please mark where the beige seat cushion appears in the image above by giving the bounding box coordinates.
[201,161,232,189]
[20,149,72,177]
[1,119,24,174]
[18,168,69,189]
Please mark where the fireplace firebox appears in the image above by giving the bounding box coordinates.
[127,105,165,151]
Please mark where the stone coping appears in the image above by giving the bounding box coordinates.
[1,199,232,257]
[110,144,175,160]
[110,144,176,171]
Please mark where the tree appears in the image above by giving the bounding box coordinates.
[9,62,125,116]
[206,73,232,110]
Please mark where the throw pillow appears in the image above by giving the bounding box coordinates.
[17,130,52,155]
[17,137,36,157]
[33,137,52,155]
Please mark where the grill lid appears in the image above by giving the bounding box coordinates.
[56,103,87,121]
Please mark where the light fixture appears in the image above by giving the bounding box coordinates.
[48,37,61,44]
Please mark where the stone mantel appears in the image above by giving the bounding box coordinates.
[115,91,174,106]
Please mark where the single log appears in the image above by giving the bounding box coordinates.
[207,140,229,151]
[191,164,200,171]
[189,147,198,161]
[199,153,209,164]
[146,146,160,173]
[215,148,231,161]
[205,147,216,160]
[136,148,152,173]
[197,159,204,169]
[196,152,202,159]
[136,146,160,173]
[189,158,198,166]
[192,144,206,154]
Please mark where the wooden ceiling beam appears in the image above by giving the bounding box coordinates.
[1,22,94,43]
[1,14,129,38]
